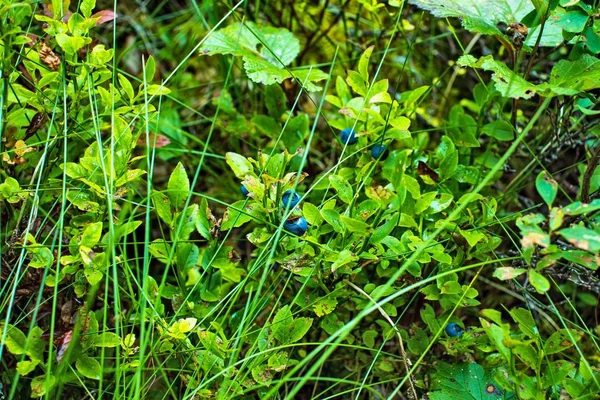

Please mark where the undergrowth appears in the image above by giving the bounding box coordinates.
[1,0,600,399]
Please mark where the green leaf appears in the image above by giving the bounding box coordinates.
[17,360,39,376]
[118,73,135,101]
[563,199,600,215]
[144,55,156,83]
[196,198,212,240]
[528,269,550,294]
[554,9,588,33]
[409,0,533,39]
[362,330,378,348]
[458,55,537,99]
[29,247,54,269]
[536,171,558,207]
[226,152,254,178]
[84,266,103,285]
[358,46,374,83]
[543,329,583,355]
[76,356,102,380]
[55,33,88,55]
[437,136,458,180]
[428,362,516,400]
[559,226,600,253]
[168,318,197,340]
[459,228,485,248]
[340,215,369,233]
[369,217,397,244]
[482,120,514,141]
[302,203,323,226]
[272,305,293,343]
[544,55,600,96]
[80,0,96,18]
[272,306,311,344]
[95,332,120,347]
[2,324,27,355]
[265,84,287,118]
[30,375,56,398]
[346,70,367,96]
[509,308,537,338]
[493,267,527,280]
[80,222,103,248]
[313,297,337,317]
[200,22,326,91]
[321,208,345,233]
[152,192,172,225]
[167,162,190,209]
[145,84,171,96]
[289,317,313,343]
[330,249,358,273]
[329,175,353,203]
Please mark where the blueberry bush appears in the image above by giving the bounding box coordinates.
[1,0,599,399]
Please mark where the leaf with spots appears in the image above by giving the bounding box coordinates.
[428,362,517,399]
[543,328,583,355]
[535,171,558,208]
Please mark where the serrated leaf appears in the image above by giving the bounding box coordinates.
[409,0,533,38]
[200,22,327,91]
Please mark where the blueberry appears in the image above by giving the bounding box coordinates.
[340,128,358,145]
[371,144,389,160]
[284,217,308,236]
[240,185,249,196]
[281,189,301,209]
[445,322,463,337]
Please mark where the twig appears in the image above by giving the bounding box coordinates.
[344,280,418,400]
[581,144,600,203]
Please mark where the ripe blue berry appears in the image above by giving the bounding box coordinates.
[371,144,389,160]
[281,190,301,209]
[340,128,358,145]
[240,185,250,196]
[445,323,463,337]
[284,217,308,236]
